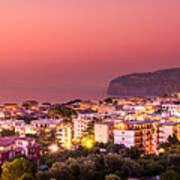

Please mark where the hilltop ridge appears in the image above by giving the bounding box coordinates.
[107,67,180,96]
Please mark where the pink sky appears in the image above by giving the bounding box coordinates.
[0,0,180,102]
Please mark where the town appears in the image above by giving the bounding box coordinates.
[0,93,180,164]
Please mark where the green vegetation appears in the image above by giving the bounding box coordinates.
[16,116,37,124]
[0,129,16,137]
[36,141,180,180]
[155,107,163,114]
[22,100,38,108]
[2,139,180,180]
[1,158,34,180]
[160,170,180,180]
[104,98,113,104]
[37,148,143,180]
[105,174,121,180]
[159,134,180,153]
[36,129,57,155]
[48,104,77,122]
[65,99,82,105]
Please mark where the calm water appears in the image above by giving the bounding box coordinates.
[0,86,107,104]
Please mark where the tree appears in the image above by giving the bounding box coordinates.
[49,129,57,142]
[161,170,180,180]
[168,134,179,144]
[155,108,163,114]
[145,160,164,176]
[121,158,141,177]
[36,129,58,155]
[1,158,34,180]
[167,154,180,170]
[104,98,113,104]
[105,174,121,180]
[48,104,77,121]
[22,100,38,108]
[78,159,96,180]
[18,173,35,180]
[104,154,123,173]
[16,116,37,124]
[1,129,16,137]
[139,158,165,177]
[36,171,51,180]
[125,146,141,159]
[65,99,82,105]
[106,143,122,154]
[37,158,96,180]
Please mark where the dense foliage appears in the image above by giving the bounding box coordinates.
[1,158,34,180]
[48,104,77,122]
[16,116,37,124]
[35,142,180,180]
[2,140,180,180]
[0,129,16,137]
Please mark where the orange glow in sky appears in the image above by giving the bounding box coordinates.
[0,1,180,102]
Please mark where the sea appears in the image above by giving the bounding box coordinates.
[0,86,107,105]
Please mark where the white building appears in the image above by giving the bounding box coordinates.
[73,112,97,138]
[73,118,92,138]
[31,119,62,128]
[162,104,180,116]
[56,123,72,148]
[114,120,159,154]
[31,119,72,148]
[159,122,180,143]
[95,122,114,144]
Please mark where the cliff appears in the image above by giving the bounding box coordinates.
[107,68,180,96]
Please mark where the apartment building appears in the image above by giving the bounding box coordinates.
[95,122,114,144]
[31,119,63,129]
[56,123,72,148]
[114,120,159,154]
[73,111,97,138]
[73,118,92,138]
[0,136,40,164]
[162,104,180,116]
[159,121,180,143]
[0,120,25,132]
[31,119,72,148]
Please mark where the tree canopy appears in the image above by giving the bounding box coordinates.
[160,170,180,180]
[1,158,34,180]
[48,104,77,122]
[105,174,121,180]
[0,129,16,137]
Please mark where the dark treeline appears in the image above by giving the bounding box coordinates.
[36,142,180,180]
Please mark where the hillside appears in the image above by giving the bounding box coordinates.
[107,68,180,96]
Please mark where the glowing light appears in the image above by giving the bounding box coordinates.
[82,137,94,149]
[86,140,93,148]
[115,123,126,130]
[0,146,4,151]
[49,144,59,153]
[159,148,165,154]
[0,113,4,118]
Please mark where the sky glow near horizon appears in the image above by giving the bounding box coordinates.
[0,0,180,102]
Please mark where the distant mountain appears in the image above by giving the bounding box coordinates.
[107,68,180,96]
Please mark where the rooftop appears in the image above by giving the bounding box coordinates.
[125,120,155,125]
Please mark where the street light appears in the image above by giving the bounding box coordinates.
[82,137,94,149]
[159,148,165,154]
[49,144,59,153]
[86,139,93,148]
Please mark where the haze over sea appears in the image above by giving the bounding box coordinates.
[0,85,106,104]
